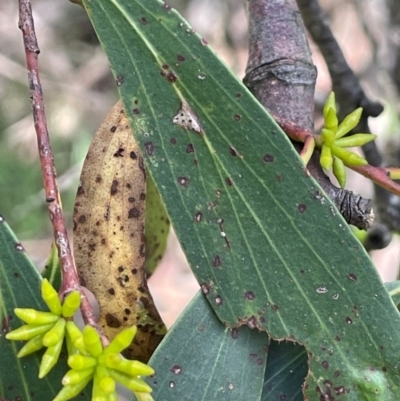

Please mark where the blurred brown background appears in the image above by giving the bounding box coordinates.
[1,0,400,329]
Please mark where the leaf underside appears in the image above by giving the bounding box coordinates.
[83,0,400,399]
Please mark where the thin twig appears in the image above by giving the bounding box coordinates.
[18,0,99,331]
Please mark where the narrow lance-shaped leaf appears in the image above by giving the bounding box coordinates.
[83,0,400,399]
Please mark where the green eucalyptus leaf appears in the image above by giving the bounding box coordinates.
[83,0,400,399]
[0,215,91,400]
[147,291,268,401]
[262,341,307,401]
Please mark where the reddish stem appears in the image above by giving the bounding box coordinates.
[18,0,99,331]
[275,116,400,197]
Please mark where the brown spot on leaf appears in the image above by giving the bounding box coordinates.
[167,71,177,83]
[244,291,255,300]
[263,154,274,163]
[348,273,357,282]
[186,144,195,153]
[106,313,121,328]
[298,204,307,213]
[128,208,140,219]
[213,255,221,267]
[110,180,119,195]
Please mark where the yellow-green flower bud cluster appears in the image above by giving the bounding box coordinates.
[6,279,81,378]
[54,324,154,401]
[318,92,376,187]
[6,278,154,400]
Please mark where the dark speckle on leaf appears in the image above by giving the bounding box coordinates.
[133,108,140,115]
[201,37,208,45]
[110,180,119,195]
[106,313,121,328]
[348,273,357,282]
[130,151,137,160]
[177,54,185,62]
[244,291,255,300]
[322,360,329,369]
[186,144,195,153]
[263,154,275,163]
[140,17,148,25]
[110,126,117,133]
[170,138,177,144]
[234,114,241,121]
[167,71,177,83]
[345,317,353,324]
[213,255,221,267]
[128,208,140,219]
[226,177,233,186]
[298,204,307,213]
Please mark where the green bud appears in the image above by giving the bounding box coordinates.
[17,334,45,357]
[43,318,66,347]
[334,133,377,148]
[325,107,338,132]
[62,367,94,385]
[39,330,64,378]
[6,323,54,341]
[104,353,154,377]
[68,354,97,370]
[323,92,336,119]
[83,325,103,357]
[321,128,335,146]
[335,107,363,139]
[104,326,137,355]
[107,392,118,401]
[53,376,92,401]
[14,308,59,325]
[96,366,115,394]
[93,376,109,401]
[331,145,368,166]
[41,278,62,315]
[108,369,152,393]
[66,321,87,355]
[320,144,333,171]
[332,157,347,188]
[62,291,81,318]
